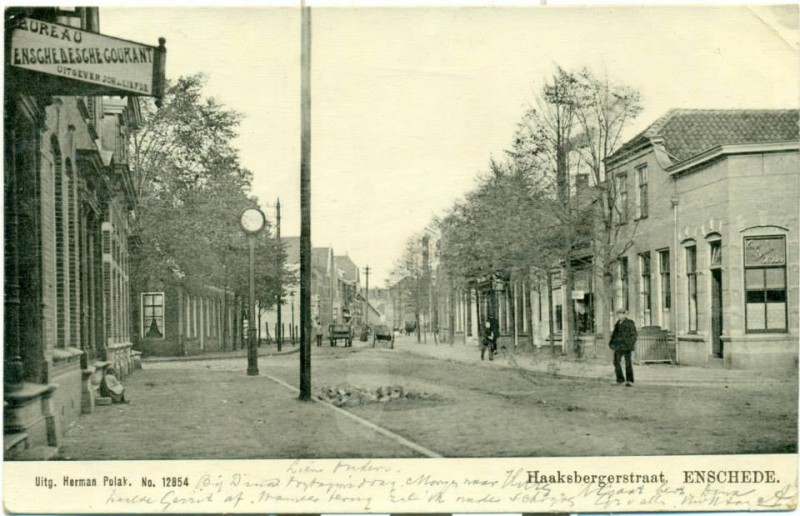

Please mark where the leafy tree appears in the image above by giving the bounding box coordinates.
[129,74,290,349]
[389,232,431,343]
[431,66,642,353]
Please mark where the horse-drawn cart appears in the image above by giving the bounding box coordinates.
[329,323,353,347]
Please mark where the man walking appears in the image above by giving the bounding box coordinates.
[609,309,637,386]
[481,320,496,361]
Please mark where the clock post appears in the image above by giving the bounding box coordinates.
[240,207,266,376]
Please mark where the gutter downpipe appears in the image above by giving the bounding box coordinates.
[671,191,680,365]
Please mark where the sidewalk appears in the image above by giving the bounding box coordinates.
[392,337,795,387]
[142,344,299,363]
[56,365,421,460]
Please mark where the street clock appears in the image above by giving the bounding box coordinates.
[240,207,265,234]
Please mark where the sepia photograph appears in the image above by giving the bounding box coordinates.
[3,2,798,513]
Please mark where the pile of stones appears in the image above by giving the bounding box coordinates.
[317,384,437,407]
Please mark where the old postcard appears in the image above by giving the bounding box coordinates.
[3,2,798,514]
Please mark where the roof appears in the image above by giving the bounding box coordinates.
[610,109,799,164]
[334,255,359,284]
[281,236,301,265]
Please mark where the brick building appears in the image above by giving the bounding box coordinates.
[606,109,799,371]
[530,109,799,371]
[132,276,235,357]
[4,7,158,458]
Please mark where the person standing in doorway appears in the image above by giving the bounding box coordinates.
[609,309,637,386]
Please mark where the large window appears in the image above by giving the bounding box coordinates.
[142,292,165,339]
[659,249,671,329]
[640,252,652,326]
[744,236,787,332]
[686,246,698,333]
[637,164,648,219]
[616,173,628,223]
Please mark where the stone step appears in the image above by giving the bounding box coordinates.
[707,357,726,369]
[4,432,29,458]
[12,445,59,461]
[95,397,113,406]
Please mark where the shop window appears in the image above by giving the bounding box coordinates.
[640,252,652,326]
[744,236,787,332]
[637,164,648,219]
[686,246,698,333]
[142,292,165,339]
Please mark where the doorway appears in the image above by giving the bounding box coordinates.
[711,268,723,358]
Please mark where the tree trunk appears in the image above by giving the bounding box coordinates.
[526,279,535,349]
[232,294,239,350]
[448,282,456,345]
[547,271,555,354]
[564,261,574,356]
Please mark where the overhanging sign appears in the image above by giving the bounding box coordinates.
[10,18,165,102]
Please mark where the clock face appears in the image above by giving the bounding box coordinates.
[240,208,265,233]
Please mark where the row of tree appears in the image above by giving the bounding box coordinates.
[129,74,291,349]
[398,66,643,347]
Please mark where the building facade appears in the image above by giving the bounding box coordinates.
[528,109,799,371]
[133,277,234,357]
[605,109,799,371]
[4,8,145,458]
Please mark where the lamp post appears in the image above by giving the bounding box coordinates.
[240,206,266,376]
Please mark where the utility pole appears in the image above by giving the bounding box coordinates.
[299,2,312,401]
[275,198,282,352]
[364,265,370,327]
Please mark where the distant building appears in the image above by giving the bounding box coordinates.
[334,255,362,325]
[132,273,234,357]
[311,247,337,331]
[259,240,343,343]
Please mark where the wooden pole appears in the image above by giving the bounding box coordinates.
[276,198,282,351]
[299,3,312,400]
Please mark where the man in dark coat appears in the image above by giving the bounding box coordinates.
[609,309,637,386]
[481,320,497,361]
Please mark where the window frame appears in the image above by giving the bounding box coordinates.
[686,245,698,334]
[620,256,629,312]
[636,164,648,219]
[639,252,652,326]
[743,235,788,334]
[616,172,629,224]
[659,249,671,310]
[141,291,166,340]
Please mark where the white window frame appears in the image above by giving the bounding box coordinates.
[141,292,166,340]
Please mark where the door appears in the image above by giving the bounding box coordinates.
[711,268,723,358]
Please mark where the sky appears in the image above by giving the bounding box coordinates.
[100,3,799,286]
